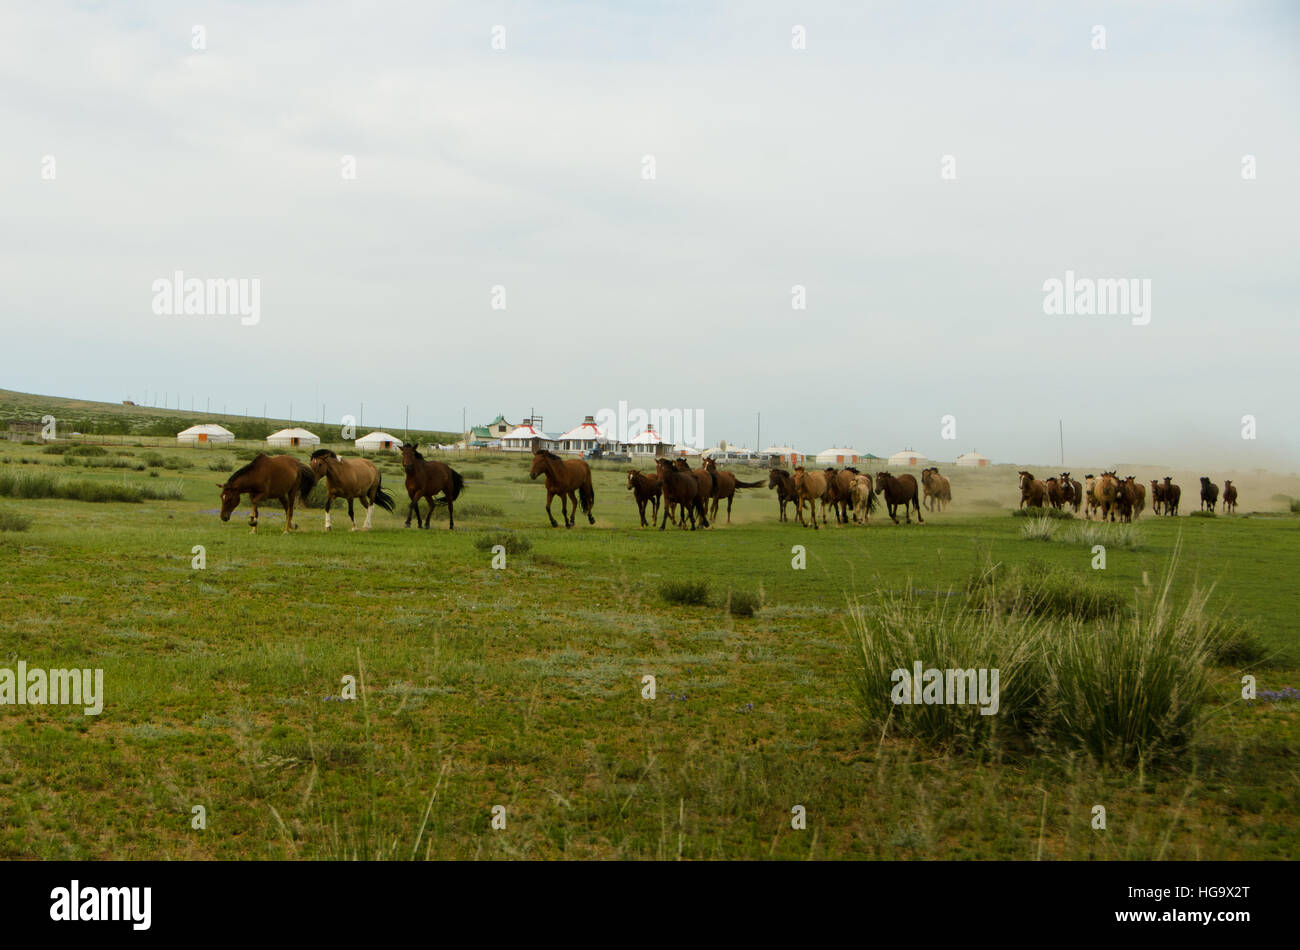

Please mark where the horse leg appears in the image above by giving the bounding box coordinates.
[560,492,572,528]
[347,497,357,531]
[362,492,374,530]
[726,494,733,524]
[281,494,294,533]
[545,490,559,528]
[445,489,455,530]
[324,493,333,531]
[405,494,417,528]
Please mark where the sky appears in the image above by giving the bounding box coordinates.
[2,1,1297,468]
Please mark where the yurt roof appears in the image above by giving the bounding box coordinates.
[356,431,403,446]
[267,427,320,440]
[177,424,233,437]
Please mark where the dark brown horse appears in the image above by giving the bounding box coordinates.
[626,469,662,528]
[1199,477,1219,512]
[702,457,764,524]
[823,468,858,524]
[400,444,465,529]
[218,453,316,533]
[1163,477,1181,516]
[1062,473,1082,514]
[673,459,714,528]
[656,456,708,530]
[1223,480,1238,514]
[875,471,924,524]
[530,450,595,528]
[768,468,797,522]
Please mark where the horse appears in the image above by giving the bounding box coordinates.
[530,449,595,528]
[1059,472,1081,513]
[1163,477,1181,516]
[626,469,662,528]
[1045,477,1065,509]
[1149,479,1166,516]
[793,466,828,529]
[400,444,466,529]
[768,468,798,522]
[1018,471,1047,509]
[823,468,858,524]
[920,467,951,512]
[1199,477,1219,512]
[673,459,714,527]
[875,471,924,524]
[1223,480,1238,514]
[217,453,316,534]
[1090,471,1123,521]
[656,456,708,530]
[850,473,878,524]
[1117,476,1145,522]
[309,449,395,531]
[702,457,764,524]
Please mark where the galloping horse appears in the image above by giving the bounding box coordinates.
[530,449,595,528]
[850,473,878,524]
[702,457,764,524]
[1062,473,1082,514]
[1162,477,1181,516]
[1018,471,1047,509]
[768,468,798,522]
[626,469,662,528]
[309,449,395,531]
[793,466,828,529]
[218,453,316,533]
[875,471,924,524]
[1200,477,1219,512]
[1222,480,1238,514]
[920,467,951,512]
[656,456,708,530]
[823,468,858,524]
[400,444,465,529]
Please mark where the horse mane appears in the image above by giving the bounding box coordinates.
[227,455,266,482]
[405,445,425,461]
[536,449,562,461]
[310,448,339,461]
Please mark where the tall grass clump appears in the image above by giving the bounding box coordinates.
[1060,521,1145,550]
[0,470,144,503]
[0,508,32,531]
[137,479,187,501]
[660,580,710,606]
[1019,514,1059,541]
[851,544,1224,765]
[473,530,531,555]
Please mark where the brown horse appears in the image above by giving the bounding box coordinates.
[309,449,395,531]
[626,469,662,528]
[530,449,595,528]
[1045,477,1065,509]
[1149,479,1166,516]
[218,453,316,533]
[702,458,764,524]
[1223,480,1238,513]
[793,466,828,529]
[920,467,951,512]
[673,459,714,528]
[875,471,924,524]
[400,444,465,529]
[1163,477,1181,516]
[768,468,797,522]
[656,456,708,530]
[1199,477,1219,512]
[1120,476,1146,521]
[1018,471,1047,509]
[822,468,858,524]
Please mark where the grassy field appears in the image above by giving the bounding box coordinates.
[0,434,1297,860]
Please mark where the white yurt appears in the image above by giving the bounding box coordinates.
[501,420,557,453]
[355,431,403,451]
[816,446,861,466]
[556,415,608,455]
[176,424,234,445]
[266,427,320,448]
[887,448,928,467]
[626,425,671,458]
[955,450,991,468]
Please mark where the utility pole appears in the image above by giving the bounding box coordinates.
[405,405,409,441]
[756,412,760,454]
[1059,420,1064,467]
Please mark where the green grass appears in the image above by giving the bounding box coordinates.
[0,434,1296,859]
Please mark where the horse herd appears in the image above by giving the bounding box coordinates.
[1017,471,1240,521]
[214,447,1241,535]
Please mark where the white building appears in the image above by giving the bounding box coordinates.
[626,425,672,458]
[955,450,991,468]
[887,448,928,467]
[816,447,861,466]
[355,431,403,451]
[556,415,609,455]
[266,427,320,448]
[176,424,234,445]
[501,420,557,453]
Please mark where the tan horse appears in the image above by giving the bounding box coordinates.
[218,453,316,534]
[850,473,877,524]
[1018,471,1047,509]
[920,467,951,512]
[793,466,828,529]
[530,450,595,528]
[309,449,395,531]
[1087,472,1120,521]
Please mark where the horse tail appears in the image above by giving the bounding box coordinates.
[297,463,317,501]
[580,472,595,514]
[735,479,765,488]
[866,487,877,513]
[373,477,396,512]
[449,467,466,501]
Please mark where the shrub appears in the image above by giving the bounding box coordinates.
[40,445,69,455]
[1059,521,1145,551]
[0,471,145,503]
[208,457,234,472]
[1019,515,1058,541]
[0,508,32,531]
[137,479,186,501]
[1291,499,1300,514]
[473,531,531,555]
[459,469,485,480]
[727,590,760,618]
[66,445,108,457]
[660,580,710,606]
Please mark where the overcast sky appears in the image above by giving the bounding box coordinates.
[2,1,1297,467]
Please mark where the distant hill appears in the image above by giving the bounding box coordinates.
[0,389,461,445]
